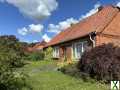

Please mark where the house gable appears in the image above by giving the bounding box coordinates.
[46,5,119,47]
[102,12,120,36]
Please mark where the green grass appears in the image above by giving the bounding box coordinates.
[20,60,109,90]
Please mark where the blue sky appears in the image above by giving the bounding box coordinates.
[0,0,120,43]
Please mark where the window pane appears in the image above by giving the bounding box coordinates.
[76,43,82,58]
[53,47,59,58]
[73,41,88,59]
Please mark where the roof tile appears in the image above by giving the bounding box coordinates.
[46,5,119,47]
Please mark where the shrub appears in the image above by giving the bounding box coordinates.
[0,35,27,67]
[78,43,120,82]
[0,52,24,68]
[0,52,28,90]
[59,63,81,78]
[44,47,53,60]
[0,35,29,89]
[27,51,44,61]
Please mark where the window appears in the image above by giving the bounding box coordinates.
[75,43,82,58]
[72,41,88,59]
[53,47,59,58]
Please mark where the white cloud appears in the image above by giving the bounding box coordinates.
[47,2,101,36]
[29,24,43,33]
[18,24,44,35]
[18,27,28,36]
[116,1,120,7]
[80,2,101,20]
[42,34,51,42]
[47,3,101,34]
[48,24,60,34]
[48,18,79,34]
[1,0,58,20]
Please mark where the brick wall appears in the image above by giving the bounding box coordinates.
[96,12,120,46]
[96,34,120,46]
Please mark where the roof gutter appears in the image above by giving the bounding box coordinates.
[89,31,96,47]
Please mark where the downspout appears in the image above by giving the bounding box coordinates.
[89,32,96,47]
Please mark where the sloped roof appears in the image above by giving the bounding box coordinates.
[102,12,120,37]
[46,5,119,47]
[33,40,47,50]
[27,40,47,52]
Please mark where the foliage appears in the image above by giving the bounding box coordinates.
[57,62,69,69]
[59,63,96,83]
[0,35,29,90]
[44,47,53,60]
[27,51,44,61]
[26,47,53,61]
[58,63,81,77]
[0,35,27,67]
[0,52,28,90]
[78,43,120,82]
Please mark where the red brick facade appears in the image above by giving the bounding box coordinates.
[96,34,120,46]
[45,5,120,62]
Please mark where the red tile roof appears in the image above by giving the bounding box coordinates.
[102,12,120,37]
[33,40,47,50]
[46,5,119,47]
[28,40,47,52]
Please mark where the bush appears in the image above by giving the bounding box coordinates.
[27,51,44,61]
[0,53,28,90]
[0,35,29,89]
[0,35,27,67]
[78,43,120,82]
[59,63,81,78]
[44,47,53,60]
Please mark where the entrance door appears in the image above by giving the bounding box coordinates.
[66,45,72,62]
[60,45,72,62]
[63,47,67,60]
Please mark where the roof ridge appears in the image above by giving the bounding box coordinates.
[46,5,120,47]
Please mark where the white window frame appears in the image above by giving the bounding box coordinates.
[72,41,88,60]
[53,47,59,58]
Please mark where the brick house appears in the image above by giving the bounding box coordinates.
[27,40,47,52]
[33,40,47,51]
[45,5,120,62]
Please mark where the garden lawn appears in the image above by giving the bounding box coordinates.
[20,60,109,90]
